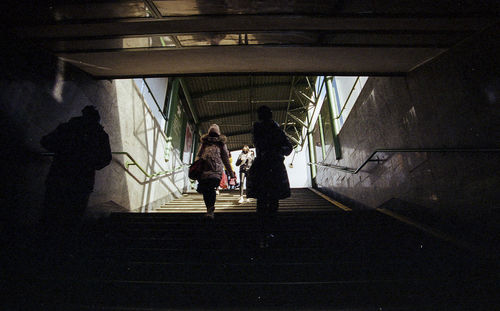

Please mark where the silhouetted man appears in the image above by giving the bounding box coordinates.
[41,106,111,230]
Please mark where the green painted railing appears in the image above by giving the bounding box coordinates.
[333,76,361,121]
[310,148,500,174]
[42,151,186,178]
[112,151,185,178]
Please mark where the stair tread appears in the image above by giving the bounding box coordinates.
[5,189,495,310]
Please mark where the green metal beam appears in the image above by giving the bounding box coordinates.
[179,77,199,125]
[307,132,317,187]
[282,76,296,132]
[166,78,180,137]
[287,112,307,128]
[192,132,199,162]
[285,133,300,146]
[179,114,187,161]
[165,78,180,162]
[325,76,342,160]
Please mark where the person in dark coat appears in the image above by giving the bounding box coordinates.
[235,145,254,203]
[41,105,112,230]
[196,124,235,219]
[247,106,293,247]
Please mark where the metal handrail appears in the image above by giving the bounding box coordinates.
[334,76,360,120]
[42,151,186,178]
[310,148,500,174]
[112,151,185,178]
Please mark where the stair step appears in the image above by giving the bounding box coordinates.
[5,189,496,310]
[41,257,473,283]
[17,277,492,309]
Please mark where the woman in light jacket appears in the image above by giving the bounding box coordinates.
[196,124,235,218]
[235,145,254,203]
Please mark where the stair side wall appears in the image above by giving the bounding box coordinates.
[0,47,185,224]
[316,25,500,223]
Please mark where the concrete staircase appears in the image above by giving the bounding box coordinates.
[3,189,497,310]
[157,188,349,213]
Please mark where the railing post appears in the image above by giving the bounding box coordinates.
[164,136,172,163]
[307,131,317,187]
[165,78,180,162]
[325,76,342,160]
[192,131,199,162]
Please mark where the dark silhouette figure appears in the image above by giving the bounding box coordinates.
[196,124,235,219]
[247,106,293,248]
[41,106,112,231]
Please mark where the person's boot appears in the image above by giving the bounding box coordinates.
[238,196,245,204]
[205,206,215,219]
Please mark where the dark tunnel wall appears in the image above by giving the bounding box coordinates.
[317,25,500,232]
[0,42,129,225]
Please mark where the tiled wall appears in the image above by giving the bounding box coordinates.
[317,25,500,225]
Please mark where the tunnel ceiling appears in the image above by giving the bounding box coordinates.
[7,0,499,78]
[182,75,314,152]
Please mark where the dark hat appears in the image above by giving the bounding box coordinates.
[82,105,100,121]
[257,105,272,120]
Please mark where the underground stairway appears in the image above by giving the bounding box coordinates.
[2,188,498,310]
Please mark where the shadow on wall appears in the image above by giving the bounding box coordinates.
[130,81,185,211]
[85,200,128,220]
[0,42,128,225]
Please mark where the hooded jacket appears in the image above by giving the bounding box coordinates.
[196,133,234,181]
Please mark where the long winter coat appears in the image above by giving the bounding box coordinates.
[196,134,233,181]
[246,119,293,200]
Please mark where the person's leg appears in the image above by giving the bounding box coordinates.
[239,171,246,202]
[40,184,65,253]
[243,171,251,202]
[256,199,270,247]
[59,190,90,253]
[202,189,216,216]
[239,171,245,196]
[201,178,219,218]
[70,190,91,228]
[267,200,279,238]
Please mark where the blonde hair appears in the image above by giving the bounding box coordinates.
[242,145,249,153]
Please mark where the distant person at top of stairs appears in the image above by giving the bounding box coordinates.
[40,105,112,231]
[236,145,254,203]
[247,105,293,248]
[196,124,235,219]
